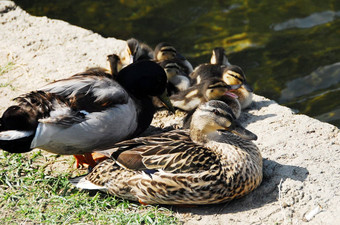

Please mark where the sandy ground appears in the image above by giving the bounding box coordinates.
[1,1,339,224]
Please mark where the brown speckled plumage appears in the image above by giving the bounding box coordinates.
[72,100,262,205]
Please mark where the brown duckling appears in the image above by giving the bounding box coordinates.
[221,65,253,109]
[190,63,253,109]
[158,60,191,95]
[126,38,154,63]
[170,77,241,112]
[106,54,122,79]
[210,47,231,66]
[154,42,193,75]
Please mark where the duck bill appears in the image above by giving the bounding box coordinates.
[130,54,135,64]
[224,90,239,99]
[158,90,175,113]
[125,45,134,65]
[229,121,257,141]
[243,82,253,92]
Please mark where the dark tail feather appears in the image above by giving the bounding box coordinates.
[0,103,37,153]
[0,118,3,132]
[0,91,65,153]
[0,134,34,153]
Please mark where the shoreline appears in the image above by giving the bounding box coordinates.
[1,1,339,224]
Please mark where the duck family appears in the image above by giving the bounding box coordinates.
[0,38,262,205]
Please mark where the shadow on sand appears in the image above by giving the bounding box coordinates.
[239,98,278,126]
[171,158,309,216]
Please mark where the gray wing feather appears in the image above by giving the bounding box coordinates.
[40,75,129,105]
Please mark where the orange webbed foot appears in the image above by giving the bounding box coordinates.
[73,153,109,168]
[139,199,149,206]
[73,154,87,168]
[91,152,109,164]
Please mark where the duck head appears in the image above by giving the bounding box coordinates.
[159,61,181,80]
[154,42,177,61]
[190,100,257,142]
[125,38,153,64]
[203,78,241,101]
[210,47,230,66]
[116,60,175,112]
[107,54,123,78]
[222,65,253,92]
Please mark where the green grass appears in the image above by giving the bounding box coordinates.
[0,82,15,91]
[0,62,16,90]
[0,151,179,224]
[0,62,15,76]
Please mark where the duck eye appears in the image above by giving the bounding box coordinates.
[212,109,219,115]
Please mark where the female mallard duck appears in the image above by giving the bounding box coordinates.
[154,42,193,75]
[0,60,174,167]
[70,100,262,205]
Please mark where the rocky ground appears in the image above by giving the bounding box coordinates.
[1,1,339,224]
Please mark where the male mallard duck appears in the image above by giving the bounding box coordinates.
[70,100,262,205]
[170,77,241,114]
[154,42,193,75]
[0,60,174,167]
[210,47,231,66]
[191,64,253,109]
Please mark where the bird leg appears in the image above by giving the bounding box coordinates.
[73,153,96,168]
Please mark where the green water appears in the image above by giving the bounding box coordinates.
[15,0,340,127]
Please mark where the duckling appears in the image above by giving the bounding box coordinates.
[191,64,253,109]
[210,47,231,66]
[70,100,262,205]
[107,54,122,79]
[154,42,193,75]
[158,60,191,94]
[170,77,241,112]
[154,42,176,61]
[211,47,253,109]
[151,61,191,109]
[189,47,229,85]
[189,63,224,85]
[221,65,253,109]
[126,38,153,63]
[182,90,241,129]
[0,60,174,167]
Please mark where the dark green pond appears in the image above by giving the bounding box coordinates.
[15,0,340,127]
